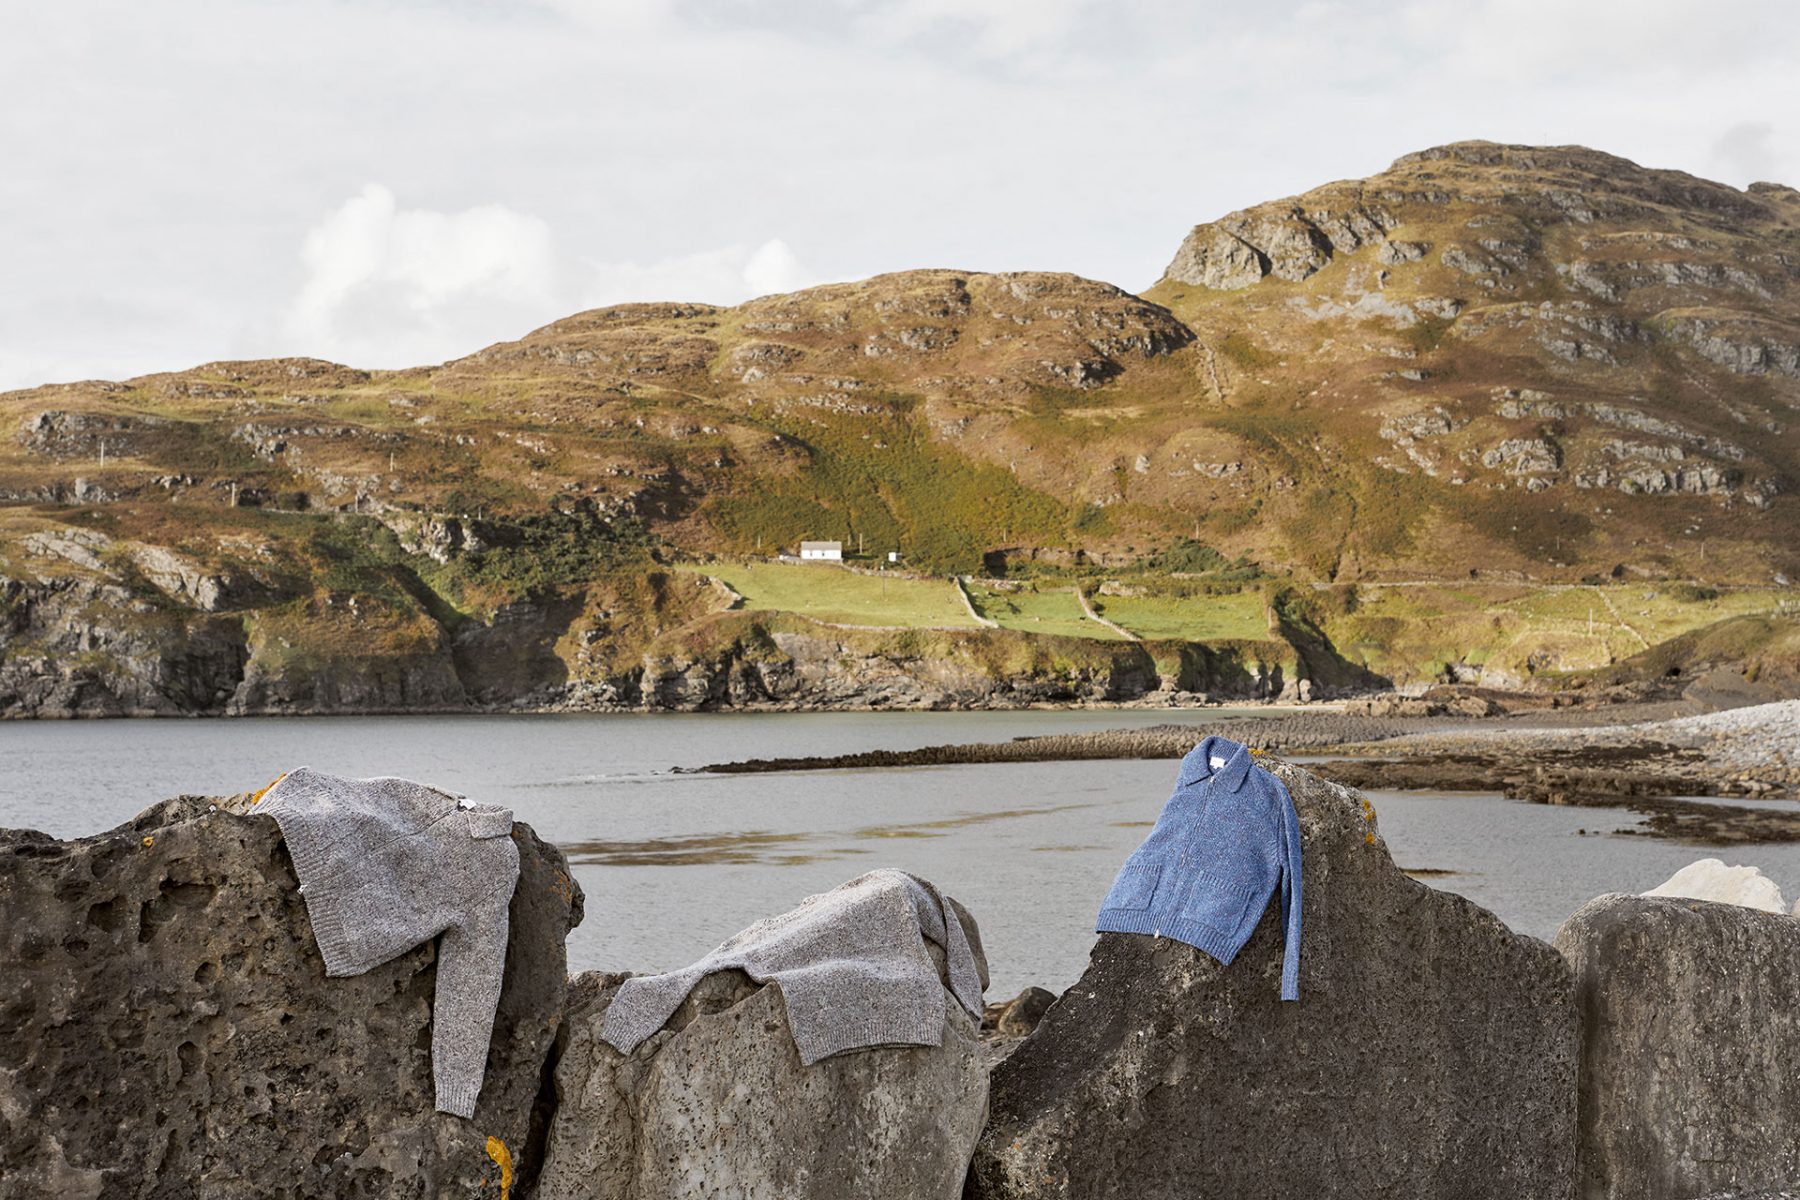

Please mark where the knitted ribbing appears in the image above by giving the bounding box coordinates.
[1095,736,1303,1000]
[256,768,521,1118]
[600,870,987,1064]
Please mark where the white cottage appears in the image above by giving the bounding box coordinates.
[799,540,843,561]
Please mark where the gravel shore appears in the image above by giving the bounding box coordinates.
[1347,700,1800,792]
[693,700,1800,843]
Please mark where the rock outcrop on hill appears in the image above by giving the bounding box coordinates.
[534,969,988,1200]
[968,757,1579,1200]
[1556,894,1800,1200]
[0,796,583,1199]
[1157,143,1799,548]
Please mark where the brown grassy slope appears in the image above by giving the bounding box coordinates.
[1,142,1797,601]
[1144,141,1800,583]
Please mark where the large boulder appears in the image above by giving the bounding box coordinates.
[1554,894,1800,1200]
[0,795,583,1199]
[969,758,1578,1200]
[534,966,988,1199]
[1642,858,1788,914]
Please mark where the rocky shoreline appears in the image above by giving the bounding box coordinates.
[692,700,1800,844]
[8,759,1800,1197]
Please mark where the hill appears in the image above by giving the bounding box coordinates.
[1148,141,1800,582]
[2,141,1797,715]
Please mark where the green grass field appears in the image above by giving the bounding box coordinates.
[666,559,1792,672]
[691,560,979,628]
[966,581,1126,640]
[1091,590,1269,641]
[1326,583,1794,677]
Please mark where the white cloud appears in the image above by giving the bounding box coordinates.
[275,183,827,367]
[582,238,823,309]
[283,184,561,367]
[1,0,1797,388]
[1710,121,1780,184]
[853,0,1092,57]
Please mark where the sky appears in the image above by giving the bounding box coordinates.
[2,0,1797,390]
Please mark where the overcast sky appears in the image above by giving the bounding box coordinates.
[2,0,1796,390]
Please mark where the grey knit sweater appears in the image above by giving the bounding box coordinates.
[600,869,987,1063]
[256,767,521,1118]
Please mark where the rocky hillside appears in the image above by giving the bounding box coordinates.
[2,141,1797,715]
[1150,142,1800,581]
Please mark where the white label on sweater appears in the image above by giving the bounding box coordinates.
[1210,756,1227,769]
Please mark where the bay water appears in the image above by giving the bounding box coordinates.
[6,710,1796,997]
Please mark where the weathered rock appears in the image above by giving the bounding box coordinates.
[969,759,1577,1200]
[1378,404,1460,443]
[534,967,987,1200]
[0,574,250,717]
[1377,238,1429,264]
[1663,312,1800,378]
[17,409,170,458]
[0,796,583,1198]
[1163,227,1268,290]
[1554,894,1800,1200]
[983,985,1056,1037]
[125,544,244,612]
[1483,435,1563,475]
[381,514,491,565]
[1163,202,1394,290]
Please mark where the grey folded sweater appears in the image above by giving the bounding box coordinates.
[256,767,521,1118]
[600,869,987,1064]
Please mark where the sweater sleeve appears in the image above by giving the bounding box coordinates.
[1277,781,1303,1002]
[430,874,516,1118]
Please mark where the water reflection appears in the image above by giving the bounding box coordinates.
[563,801,1106,866]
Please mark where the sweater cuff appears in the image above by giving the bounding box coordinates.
[301,891,362,978]
[434,1080,480,1119]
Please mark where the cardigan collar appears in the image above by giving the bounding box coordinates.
[1175,735,1253,793]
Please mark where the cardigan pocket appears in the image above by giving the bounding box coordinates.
[1104,862,1162,911]
[1178,871,1263,932]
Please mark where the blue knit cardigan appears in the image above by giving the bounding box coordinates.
[1095,735,1303,1000]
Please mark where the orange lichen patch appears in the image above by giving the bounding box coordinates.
[485,1136,513,1199]
[1365,831,1377,846]
[548,870,576,906]
[250,773,289,806]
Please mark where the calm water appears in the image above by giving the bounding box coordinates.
[6,710,1799,998]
